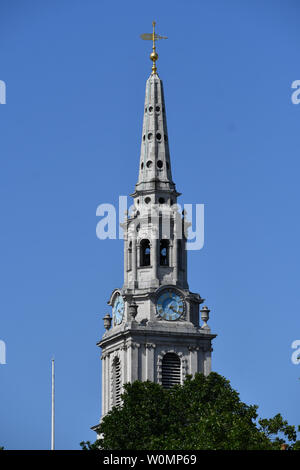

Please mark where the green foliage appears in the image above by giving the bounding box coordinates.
[82,372,299,450]
[258,414,297,449]
[80,440,99,450]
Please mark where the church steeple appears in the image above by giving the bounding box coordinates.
[93,26,216,428]
[134,22,177,201]
[133,73,177,198]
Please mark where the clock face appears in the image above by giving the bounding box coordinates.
[156,289,184,321]
[112,294,124,326]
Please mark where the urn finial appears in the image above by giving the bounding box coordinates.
[129,301,138,320]
[200,306,210,329]
[103,314,112,331]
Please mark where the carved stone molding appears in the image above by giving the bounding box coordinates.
[126,340,141,349]
[101,352,110,360]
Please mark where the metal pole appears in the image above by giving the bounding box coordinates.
[51,358,55,450]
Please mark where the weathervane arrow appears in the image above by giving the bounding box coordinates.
[140,21,167,75]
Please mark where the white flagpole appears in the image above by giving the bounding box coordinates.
[51,358,55,450]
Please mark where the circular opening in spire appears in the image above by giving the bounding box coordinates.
[145,107,147,113]
[145,197,151,204]
[146,160,152,168]
[149,106,153,113]
[156,132,162,141]
[164,134,168,142]
[159,197,165,204]
[157,160,163,169]
[155,106,160,113]
[148,133,153,141]
[143,135,145,141]
[141,162,144,170]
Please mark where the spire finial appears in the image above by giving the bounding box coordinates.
[150,21,158,75]
[140,21,168,75]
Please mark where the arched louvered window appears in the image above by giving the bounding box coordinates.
[160,240,169,266]
[140,239,150,266]
[162,353,181,389]
[112,357,122,406]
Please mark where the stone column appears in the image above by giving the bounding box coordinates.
[183,238,187,282]
[152,238,158,280]
[137,239,140,265]
[101,354,105,416]
[188,346,198,377]
[120,345,127,394]
[127,343,132,383]
[127,341,140,382]
[169,240,173,267]
[173,238,178,283]
[197,348,204,374]
[132,237,137,287]
[123,238,128,286]
[105,353,110,414]
[203,347,212,376]
[145,343,156,381]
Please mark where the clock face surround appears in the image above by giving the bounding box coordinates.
[156,289,185,321]
[112,294,125,326]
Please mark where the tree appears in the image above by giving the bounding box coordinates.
[81,372,300,450]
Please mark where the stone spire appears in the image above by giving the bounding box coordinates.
[133,21,179,203]
[133,74,178,200]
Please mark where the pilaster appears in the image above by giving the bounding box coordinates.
[145,343,156,381]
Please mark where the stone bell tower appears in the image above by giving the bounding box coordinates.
[94,23,216,424]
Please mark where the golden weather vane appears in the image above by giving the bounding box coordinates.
[140,21,168,75]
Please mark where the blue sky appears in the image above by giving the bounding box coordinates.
[0,0,300,449]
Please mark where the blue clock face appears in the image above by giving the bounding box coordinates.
[156,290,184,321]
[112,295,124,325]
